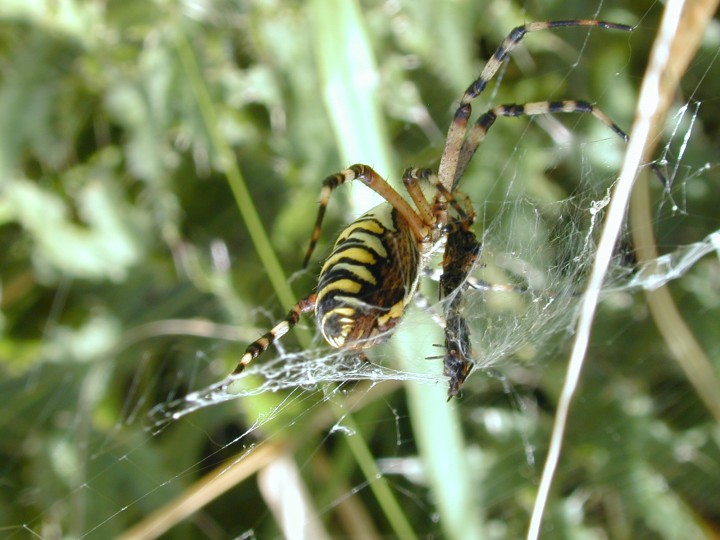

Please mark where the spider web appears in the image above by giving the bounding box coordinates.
[154,137,709,427]
[3,1,720,539]
[155,86,712,425]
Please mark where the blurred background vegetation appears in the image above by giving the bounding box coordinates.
[1,0,719,538]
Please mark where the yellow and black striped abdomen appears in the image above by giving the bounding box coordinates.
[315,203,420,350]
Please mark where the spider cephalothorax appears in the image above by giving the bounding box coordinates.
[233,20,643,397]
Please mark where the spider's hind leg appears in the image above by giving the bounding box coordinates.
[303,164,429,268]
[233,294,317,375]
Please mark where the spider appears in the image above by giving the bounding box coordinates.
[233,20,644,397]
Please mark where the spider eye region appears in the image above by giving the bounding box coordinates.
[315,203,421,351]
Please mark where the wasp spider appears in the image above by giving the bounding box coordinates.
[233,20,645,397]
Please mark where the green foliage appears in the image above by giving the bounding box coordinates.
[1,0,719,538]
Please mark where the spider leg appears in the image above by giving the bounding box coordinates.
[401,168,435,224]
[453,100,668,186]
[454,100,627,185]
[403,167,469,225]
[302,164,429,268]
[233,294,317,374]
[438,20,632,189]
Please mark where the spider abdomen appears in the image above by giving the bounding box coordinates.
[315,203,420,350]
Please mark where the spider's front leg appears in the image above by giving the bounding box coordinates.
[440,214,482,398]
